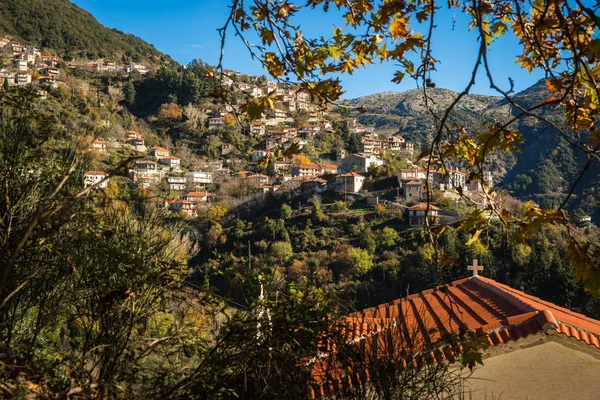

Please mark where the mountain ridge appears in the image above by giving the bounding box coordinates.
[343,79,599,214]
[0,0,172,64]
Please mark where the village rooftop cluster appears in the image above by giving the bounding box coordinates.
[0,36,150,90]
[0,36,497,225]
[84,85,495,226]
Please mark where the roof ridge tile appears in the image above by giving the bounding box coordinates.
[469,276,537,313]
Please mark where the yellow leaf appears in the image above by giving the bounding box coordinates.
[545,78,560,93]
[389,17,409,38]
[264,52,285,78]
[466,230,482,246]
[260,28,275,45]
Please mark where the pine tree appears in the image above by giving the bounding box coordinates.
[122,80,136,108]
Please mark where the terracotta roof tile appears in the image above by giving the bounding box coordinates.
[308,276,600,397]
[408,203,441,211]
[185,192,209,197]
[337,172,364,178]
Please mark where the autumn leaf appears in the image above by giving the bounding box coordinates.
[416,11,428,23]
[466,230,482,246]
[264,52,285,77]
[391,71,405,84]
[389,16,409,38]
[259,28,275,45]
[545,78,561,93]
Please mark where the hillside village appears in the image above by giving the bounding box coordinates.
[83,83,496,225]
[3,1,600,399]
[0,35,499,224]
[1,35,574,231]
[0,36,152,87]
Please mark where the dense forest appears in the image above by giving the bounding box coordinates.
[0,0,171,63]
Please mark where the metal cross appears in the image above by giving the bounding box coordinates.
[468,259,483,277]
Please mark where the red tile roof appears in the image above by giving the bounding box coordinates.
[408,203,440,211]
[168,199,195,205]
[84,171,106,176]
[337,172,364,178]
[308,276,600,397]
[296,163,337,170]
[185,191,209,197]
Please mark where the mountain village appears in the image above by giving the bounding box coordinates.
[1,33,499,229]
[3,1,600,398]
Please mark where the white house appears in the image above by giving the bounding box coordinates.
[14,59,28,71]
[208,117,226,130]
[41,56,58,67]
[125,137,146,152]
[185,171,214,186]
[131,161,161,187]
[90,138,107,153]
[16,53,35,64]
[84,171,108,188]
[337,153,383,173]
[245,86,263,98]
[245,173,271,186]
[407,203,441,227]
[134,160,158,174]
[132,64,149,74]
[251,150,271,162]
[433,168,467,191]
[159,155,181,170]
[300,177,328,195]
[398,167,428,184]
[183,191,212,202]
[333,172,366,193]
[165,199,197,217]
[149,146,170,159]
[15,72,31,86]
[292,163,338,177]
[249,121,266,136]
[166,176,187,191]
[41,67,60,78]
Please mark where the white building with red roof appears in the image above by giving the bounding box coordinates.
[333,172,366,193]
[165,199,197,217]
[84,171,108,189]
[183,191,212,202]
[292,163,337,177]
[149,146,170,159]
[159,155,181,170]
[407,203,441,226]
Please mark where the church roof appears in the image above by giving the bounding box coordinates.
[309,275,600,398]
[344,276,600,347]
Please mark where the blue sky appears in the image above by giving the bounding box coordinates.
[71,0,544,98]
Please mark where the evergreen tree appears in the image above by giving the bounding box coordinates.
[122,80,136,108]
[179,72,201,105]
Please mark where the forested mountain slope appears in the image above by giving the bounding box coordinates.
[0,0,171,64]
